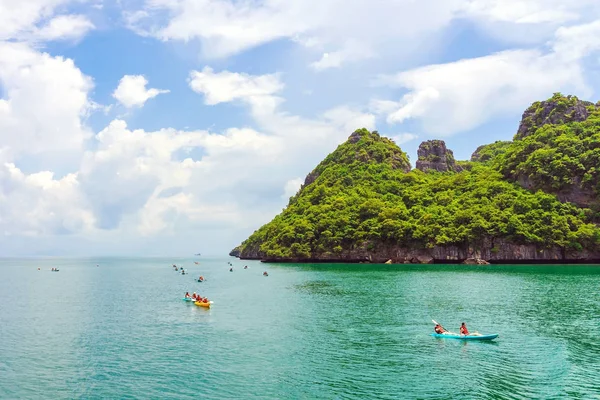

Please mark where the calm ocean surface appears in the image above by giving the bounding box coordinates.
[1,257,599,399]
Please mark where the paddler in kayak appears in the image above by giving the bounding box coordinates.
[460,322,469,335]
[434,323,447,334]
[185,292,191,299]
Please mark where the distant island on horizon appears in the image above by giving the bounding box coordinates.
[230,93,600,264]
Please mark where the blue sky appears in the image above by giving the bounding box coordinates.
[1,0,600,256]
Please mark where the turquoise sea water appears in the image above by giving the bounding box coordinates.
[1,258,599,399]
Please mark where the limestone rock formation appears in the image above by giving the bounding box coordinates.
[516,93,597,139]
[242,239,600,264]
[416,140,463,172]
[229,246,241,258]
[463,258,490,265]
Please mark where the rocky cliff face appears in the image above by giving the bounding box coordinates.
[416,140,463,172]
[515,175,596,208]
[516,94,598,139]
[237,239,600,263]
[229,246,241,257]
[470,145,487,162]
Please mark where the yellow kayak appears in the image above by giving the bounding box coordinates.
[194,301,211,308]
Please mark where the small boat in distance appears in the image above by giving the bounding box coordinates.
[194,300,212,308]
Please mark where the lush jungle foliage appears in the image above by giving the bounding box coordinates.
[471,141,512,163]
[495,101,600,198]
[240,124,600,259]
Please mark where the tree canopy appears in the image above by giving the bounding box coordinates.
[237,106,600,260]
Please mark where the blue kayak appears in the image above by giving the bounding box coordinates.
[182,298,193,302]
[431,333,498,341]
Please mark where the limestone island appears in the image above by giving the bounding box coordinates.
[230,93,600,264]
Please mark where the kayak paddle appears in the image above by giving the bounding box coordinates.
[432,319,444,328]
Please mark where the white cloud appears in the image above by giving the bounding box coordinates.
[128,0,463,66]
[369,99,401,115]
[0,42,94,158]
[34,14,95,41]
[375,49,588,135]
[137,192,240,236]
[0,161,95,236]
[7,3,600,256]
[460,0,598,24]
[373,16,600,136]
[322,106,376,135]
[0,0,64,39]
[1,53,334,242]
[0,0,94,41]
[390,133,418,146]
[0,84,378,251]
[79,119,199,229]
[77,118,285,233]
[189,67,283,106]
[456,1,600,47]
[385,88,441,125]
[310,40,374,71]
[282,178,303,200]
[112,75,170,108]
[188,67,376,143]
[553,19,600,61]
[127,0,600,69]
[0,42,98,239]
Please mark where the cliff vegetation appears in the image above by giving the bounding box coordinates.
[233,94,600,263]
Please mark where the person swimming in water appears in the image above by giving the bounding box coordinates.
[263,271,268,276]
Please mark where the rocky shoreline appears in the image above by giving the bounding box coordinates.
[233,238,600,264]
[233,257,600,265]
